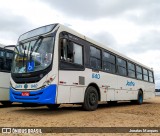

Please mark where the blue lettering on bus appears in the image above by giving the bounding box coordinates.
[15,84,22,89]
[126,81,135,86]
[31,84,38,89]
[92,73,100,79]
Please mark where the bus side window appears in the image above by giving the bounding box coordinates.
[60,39,83,65]
[90,46,101,70]
[4,52,12,71]
[0,50,4,71]
[0,58,3,70]
[117,58,127,76]
[61,39,68,61]
[0,49,13,72]
[103,51,116,73]
[128,62,136,78]
[136,66,143,80]
[73,43,83,65]
[149,71,154,83]
[143,68,149,81]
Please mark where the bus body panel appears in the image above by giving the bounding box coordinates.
[106,89,115,101]
[58,68,154,103]
[70,87,85,103]
[57,85,70,103]
[58,70,86,103]
[10,84,57,104]
[57,85,85,103]
[0,88,10,101]
[0,72,10,100]
[0,55,12,102]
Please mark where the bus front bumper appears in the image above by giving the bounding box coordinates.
[10,84,57,104]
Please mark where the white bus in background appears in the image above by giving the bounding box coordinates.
[0,46,14,106]
[9,24,155,111]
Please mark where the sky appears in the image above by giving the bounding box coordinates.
[0,0,159,88]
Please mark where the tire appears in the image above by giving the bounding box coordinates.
[83,86,99,111]
[131,90,143,105]
[137,90,143,105]
[1,101,13,107]
[47,104,60,110]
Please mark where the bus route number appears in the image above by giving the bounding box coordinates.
[92,73,100,79]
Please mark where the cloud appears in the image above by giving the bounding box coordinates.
[2,10,34,32]
[0,7,35,44]
[120,30,160,54]
[40,0,159,21]
[89,31,117,49]
[125,1,160,26]
[39,0,132,19]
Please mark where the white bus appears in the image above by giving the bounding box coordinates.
[10,24,155,111]
[0,46,14,106]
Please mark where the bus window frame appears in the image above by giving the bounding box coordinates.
[0,47,14,73]
[58,31,155,84]
[59,36,85,71]
[90,45,102,71]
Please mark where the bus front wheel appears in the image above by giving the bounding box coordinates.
[47,104,60,110]
[83,86,98,111]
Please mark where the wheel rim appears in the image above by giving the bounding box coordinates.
[89,92,97,106]
[139,94,143,104]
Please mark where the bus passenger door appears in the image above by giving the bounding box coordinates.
[57,38,85,103]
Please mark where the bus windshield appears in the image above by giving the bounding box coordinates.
[12,36,54,73]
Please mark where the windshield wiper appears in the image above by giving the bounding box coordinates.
[29,36,43,61]
[17,41,26,67]
[23,46,26,67]
[31,36,44,53]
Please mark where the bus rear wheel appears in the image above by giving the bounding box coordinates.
[131,90,143,105]
[83,86,98,111]
[47,104,60,110]
[1,101,12,107]
[137,90,143,105]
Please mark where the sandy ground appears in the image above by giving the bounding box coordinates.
[0,96,160,136]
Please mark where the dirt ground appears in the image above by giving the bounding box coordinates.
[0,96,160,136]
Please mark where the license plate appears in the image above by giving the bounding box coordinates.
[22,92,29,96]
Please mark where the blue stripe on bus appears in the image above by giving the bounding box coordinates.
[10,84,57,104]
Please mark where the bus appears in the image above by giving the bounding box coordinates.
[9,24,155,111]
[0,46,14,106]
